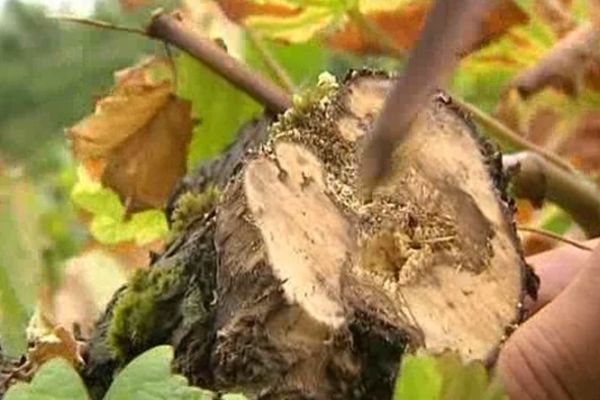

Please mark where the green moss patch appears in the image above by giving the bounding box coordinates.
[169,187,221,240]
[107,263,186,362]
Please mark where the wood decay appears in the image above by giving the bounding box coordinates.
[82,71,538,400]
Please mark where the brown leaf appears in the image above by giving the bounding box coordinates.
[2,324,87,389]
[101,97,193,212]
[68,58,193,213]
[512,23,600,98]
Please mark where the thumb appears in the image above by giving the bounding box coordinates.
[498,243,600,400]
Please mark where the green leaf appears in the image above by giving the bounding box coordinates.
[70,166,168,245]
[4,358,88,400]
[0,174,43,356]
[393,353,508,400]
[244,36,328,88]
[0,263,29,357]
[538,204,574,235]
[104,345,214,400]
[435,353,491,400]
[394,355,443,400]
[176,53,263,167]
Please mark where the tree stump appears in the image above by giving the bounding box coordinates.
[83,71,537,400]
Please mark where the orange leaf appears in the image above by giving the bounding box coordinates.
[328,2,428,54]
[330,0,528,55]
[515,199,535,224]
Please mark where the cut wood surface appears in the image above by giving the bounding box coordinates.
[83,71,537,400]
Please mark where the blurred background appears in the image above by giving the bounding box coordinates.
[0,0,170,355]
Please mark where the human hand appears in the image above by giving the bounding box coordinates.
[498,238,600,399]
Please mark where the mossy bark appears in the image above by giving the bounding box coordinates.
[83,71,537,400]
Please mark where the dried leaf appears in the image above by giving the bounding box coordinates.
[100,97,193,212]
[24,325,86,372]
[68,57,193,213]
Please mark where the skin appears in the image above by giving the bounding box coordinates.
[497,238,600,399]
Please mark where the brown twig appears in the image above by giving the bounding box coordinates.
[246,29,296,94]
[517,226,593,251]
[146,12,291,114]
[452,95,576,173]
[359,0,505,193]
[504,151,600,237]
[50,15,148,36]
